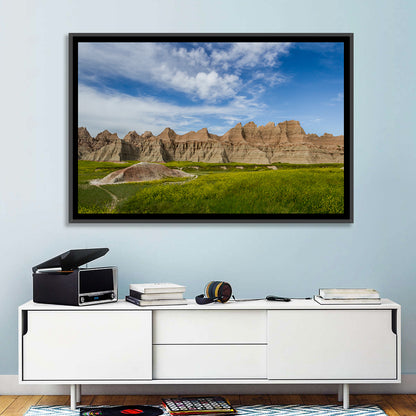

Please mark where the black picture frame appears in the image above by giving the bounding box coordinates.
[69,33,353,223]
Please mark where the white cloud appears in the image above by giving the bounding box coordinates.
[160,70,240,101]
[78,84,264,137]
[328,92,344,106]
[79,43,240,102]
[332,92,344,102]
[78,42,292,102]
[171,45,210,67]
[264,73,290,87]
[208,125,234,135]
[211,42,291,69]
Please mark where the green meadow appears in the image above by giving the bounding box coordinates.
[77,161,344,215]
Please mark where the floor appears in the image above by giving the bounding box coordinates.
[0,395,415,416]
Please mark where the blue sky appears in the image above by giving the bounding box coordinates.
[78,41,344,138]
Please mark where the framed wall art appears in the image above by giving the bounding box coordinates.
[69,33,353,222]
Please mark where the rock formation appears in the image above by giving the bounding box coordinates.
[91,162,195,185]
[78,120,344,164]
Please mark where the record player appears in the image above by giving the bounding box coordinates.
[32,248,117,306]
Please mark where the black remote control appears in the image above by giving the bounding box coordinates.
[266,295,291,302]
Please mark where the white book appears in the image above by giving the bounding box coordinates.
[314,295,381,305]
[319,288,380,299]
[129,289,184,300]
[130,282,186,294]
[126,296,188,306]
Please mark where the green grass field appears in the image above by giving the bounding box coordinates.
[77,161,344,214]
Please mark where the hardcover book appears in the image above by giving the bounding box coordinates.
[314,295,381,305]
[319,288,380,299]
[129,283,186,294]
[126,295,187,306]
[130,289,184,300]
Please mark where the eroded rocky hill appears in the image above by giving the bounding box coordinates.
[78,120,344,164]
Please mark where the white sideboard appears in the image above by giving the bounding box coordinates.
[18,299,401,410]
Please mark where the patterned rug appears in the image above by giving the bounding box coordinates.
[24,404,387,416]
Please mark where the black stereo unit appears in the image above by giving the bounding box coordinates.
[32,248,117,306]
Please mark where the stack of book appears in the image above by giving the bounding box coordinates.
[314,288,381,305]
[162,396,236,416]
[126,282,187,306]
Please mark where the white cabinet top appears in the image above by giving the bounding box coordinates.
[19,298,400,311]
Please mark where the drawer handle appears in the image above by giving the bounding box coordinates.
[22,310,28,336]
[391,310,397,335]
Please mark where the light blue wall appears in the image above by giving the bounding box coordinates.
[0,0,415,375]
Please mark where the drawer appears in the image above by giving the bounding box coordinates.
[268,310,397,380]
[153,344,267,379]
[153,310,266,344]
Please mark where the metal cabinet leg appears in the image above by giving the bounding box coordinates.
[343,383,349,409]
[76,384,81,403]
[70,384,76,410]
[337,384,343,402]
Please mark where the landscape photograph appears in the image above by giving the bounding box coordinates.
[73,36,350,219]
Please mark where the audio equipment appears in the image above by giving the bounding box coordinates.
[195,281,232,304]
[80,405,163,416]
[32,248,117,306]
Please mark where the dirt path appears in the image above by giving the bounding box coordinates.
[92,176,196,211]
[94,185,119,211]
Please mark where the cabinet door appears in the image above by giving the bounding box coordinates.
[268,310,397,380]
[23,310,152,381]
[153,345,267,379]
